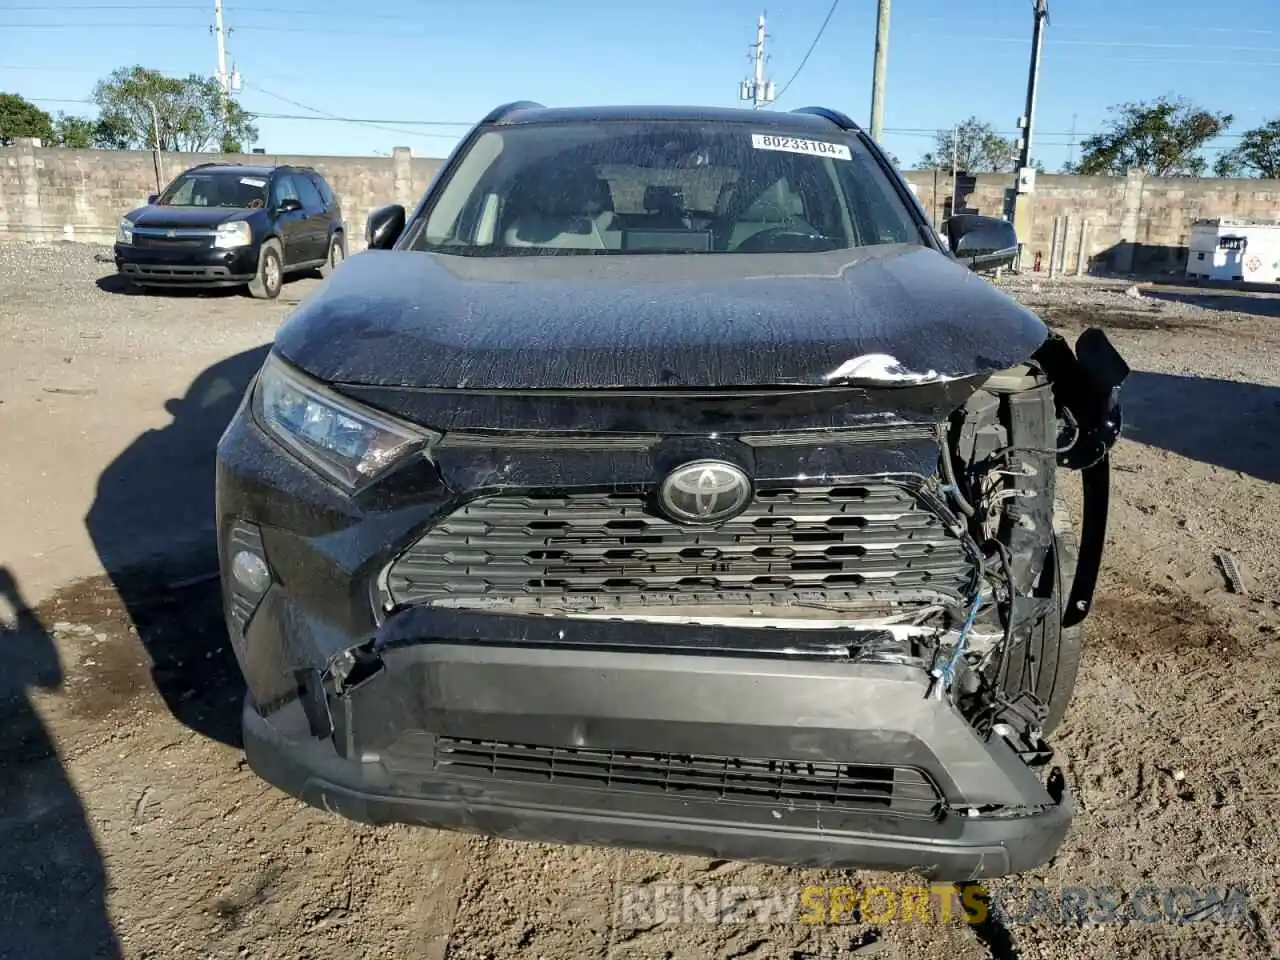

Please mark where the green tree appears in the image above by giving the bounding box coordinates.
[91,66,257,152]
[1214,119,1280,179]
[918,118,1018,173]
[52,112,97,148]
[1076,95,1232,178]
[0,92,55,145]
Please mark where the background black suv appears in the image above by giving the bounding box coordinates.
[114,162,346,299]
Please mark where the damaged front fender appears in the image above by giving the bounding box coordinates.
[1033,327,1130,628]
[1034,327,1130,471]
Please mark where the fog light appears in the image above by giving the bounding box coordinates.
[231,550,271,594]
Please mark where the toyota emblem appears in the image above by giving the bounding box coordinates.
[659,460,752,524]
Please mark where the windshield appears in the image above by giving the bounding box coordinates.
[409,120,921,256]
[156,170,269,209]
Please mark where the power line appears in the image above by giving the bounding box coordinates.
[0,21,196,29]
[771,0,841,104]
[240,82,465,140]
[1,3,203,7]
[908,32,1280,54]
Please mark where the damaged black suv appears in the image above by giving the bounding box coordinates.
[215,102,1129,880]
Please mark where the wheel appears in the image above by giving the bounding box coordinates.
[996,499,1083,736]
[319,232,346,279]
[248,241,283,300]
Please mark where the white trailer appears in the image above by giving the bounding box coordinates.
[1185,218,1280,285]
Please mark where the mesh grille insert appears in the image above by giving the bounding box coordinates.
[421,737,943,819]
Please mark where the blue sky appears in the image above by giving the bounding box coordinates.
[3,0,1279,170]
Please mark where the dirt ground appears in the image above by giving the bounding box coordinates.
[2,244,1279,960]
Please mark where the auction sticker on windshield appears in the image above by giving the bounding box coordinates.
[240,177,267,187]
[751,134,852,160]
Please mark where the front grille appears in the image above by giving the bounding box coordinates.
[134,237,210,249]
[418,737,942,819]
[385,482,971,609]
[133,232,213,249]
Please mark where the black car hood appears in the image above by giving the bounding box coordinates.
[125,206,253,228]
[274,244,1049,390]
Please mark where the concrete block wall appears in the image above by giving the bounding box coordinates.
[0,140,444,251]
[7,140,1280,275]
[904,167,1280,274]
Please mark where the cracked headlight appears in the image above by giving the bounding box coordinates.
[214,221,252,248]
[116,218,133,244]
[253,353,440,493]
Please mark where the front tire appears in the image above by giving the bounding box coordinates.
[319,232,346,279]
[997,500,1083,736]
[248,241,283,300]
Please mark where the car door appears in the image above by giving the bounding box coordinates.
[292,173,330,262]
[270,174,309,267]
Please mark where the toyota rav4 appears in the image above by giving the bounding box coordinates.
[214,102,1129,880]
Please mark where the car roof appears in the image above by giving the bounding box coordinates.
[183,163,278,177]
[180,162,324,178]
[487,103,861,136]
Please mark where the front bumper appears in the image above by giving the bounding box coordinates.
[242,619,1071,881]
[218,399,1072,881]
[115,242,258,286]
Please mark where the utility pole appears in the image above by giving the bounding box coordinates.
[869,0,891,140]
[214,0,229,118]
[738,12,775,109]
[1012,0,1049,270]
[146,98,163,192]
[950,125,958,219]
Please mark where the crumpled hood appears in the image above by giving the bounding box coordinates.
[273,244,1049,389]
[126,205,253,228]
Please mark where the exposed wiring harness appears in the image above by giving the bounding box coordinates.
[917,480,986,700]
[937,423,976,518]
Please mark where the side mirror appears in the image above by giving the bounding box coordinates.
[147,193,158,205]
[946,214,1019,272]
[366,204,406,250]
[277,197,303,214]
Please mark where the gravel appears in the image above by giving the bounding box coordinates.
[2,243,1278,960]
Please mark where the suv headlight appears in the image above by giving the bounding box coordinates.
[116,218,133,244]
[252,353,440,493]
[214,221,253,248]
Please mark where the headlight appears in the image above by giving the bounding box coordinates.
[116,218,133,244]
[252,353,440,492]
[214,221,253,248]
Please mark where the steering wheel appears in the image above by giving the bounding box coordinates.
[733,226,840,253]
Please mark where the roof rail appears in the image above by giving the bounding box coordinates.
[790,106,861,132]
[482,100,545,124]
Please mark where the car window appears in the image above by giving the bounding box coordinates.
[309,173,335,207]
[408,120,920,256]
[271,175,300,209]
[156,170,268,209]
[294,173,324,210]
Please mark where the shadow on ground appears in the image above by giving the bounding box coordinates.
[94,273,316,301]
[84,345,270,746]
[1144,286,1280,320]
[0,567,122,959]
[1122,370,1280,483]
[93,274,246,297]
